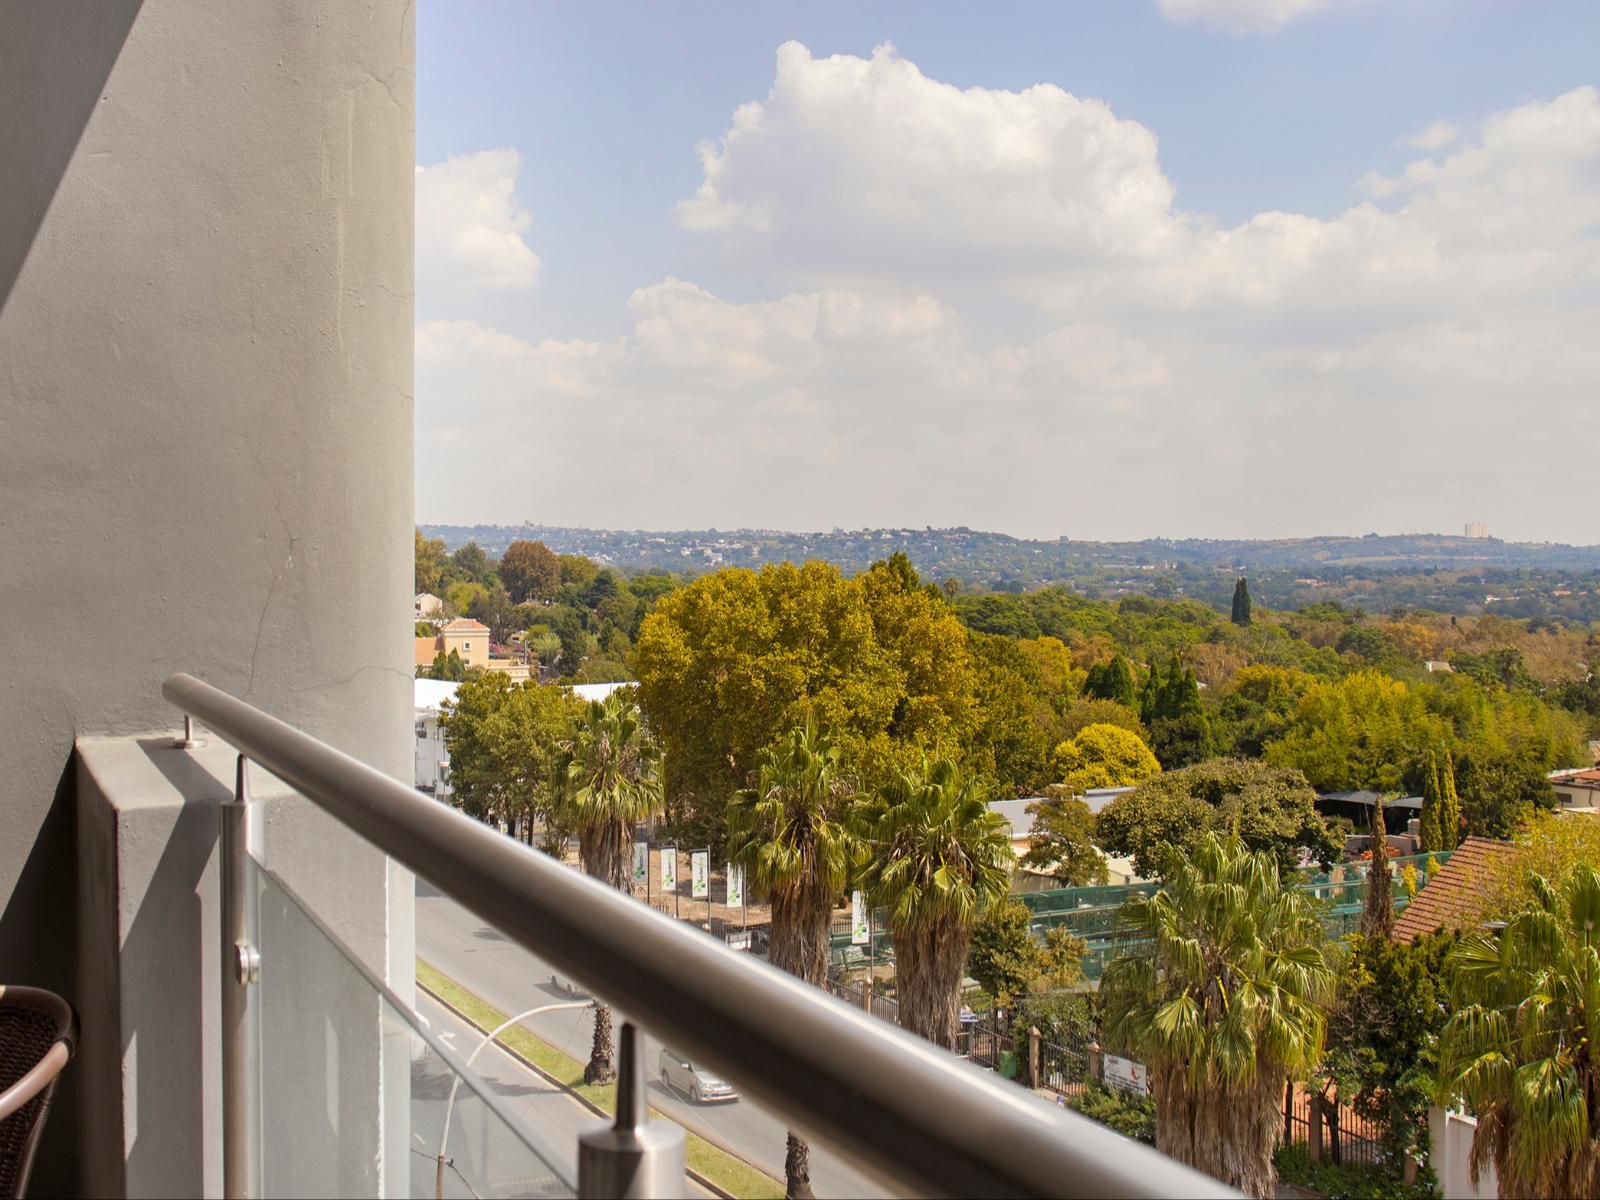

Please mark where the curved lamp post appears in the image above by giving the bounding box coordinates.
[436,1000,593,1200]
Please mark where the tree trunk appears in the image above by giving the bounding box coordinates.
[1154,1067,1281,1198]
[585,1001,616,1085]
[784,1130,815,1200]
[894,917,970,1049]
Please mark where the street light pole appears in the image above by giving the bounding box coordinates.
[437,1000,593,1200]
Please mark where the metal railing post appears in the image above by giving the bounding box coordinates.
[577,1022,685,1199]
[222,754,263,1199]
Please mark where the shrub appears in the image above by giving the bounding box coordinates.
[1067,1085,1156,1144]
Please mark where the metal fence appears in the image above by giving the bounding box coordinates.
[1282,1083,1385,1170]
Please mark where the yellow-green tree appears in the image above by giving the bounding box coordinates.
[634,560,978,851]
[1052,723,1161,793]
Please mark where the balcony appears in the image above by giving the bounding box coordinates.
[61,672,1225,1198]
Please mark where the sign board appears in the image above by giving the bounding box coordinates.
[1104,1054,1149,1097]
[851,890,870,946]
[725,929,752,952]
[691,850,709,899]
[660,847,677,893]
[725,863,744,908]
[633,841,647,886]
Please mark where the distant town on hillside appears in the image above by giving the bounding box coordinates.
[420,524,1600,621]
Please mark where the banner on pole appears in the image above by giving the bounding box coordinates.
[851,890,870,945]
[725,863,744,908]
[661,847,677,892]
[691,850,709,899]
[633,841,648,886]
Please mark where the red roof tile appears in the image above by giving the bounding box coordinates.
[1391,837,1516,944]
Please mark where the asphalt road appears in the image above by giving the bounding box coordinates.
[415,880,891,1199]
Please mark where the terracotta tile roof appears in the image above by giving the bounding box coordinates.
[1391,837,1517,945]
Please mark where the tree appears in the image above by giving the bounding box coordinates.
[1359,795,1395,941]
[726,720,858,1200]
[855,758,1013,1049]
[1084,654,1139,708]
[1021,789,1108,886]
[1322,932,1455,1168]
[1095,758,1339,881]
[1231,578,1253,627]
[439,674,581,842]
[498,539,561,602]
[424,648,468,681]
[1439,750,1462,849]
[555,693,662,1086]
[1052,723,1161,793]
[415,529,447,594]
[1141,655,1215,769]
[450,540,490,584]
[1437,866,1600,1198]
[1419,750,1445,852]
[1264,670,1447,793]
[1101,833,1336,1198]
[967,898,1085,1006]
[634,561,979,852]
[558,553,600,590]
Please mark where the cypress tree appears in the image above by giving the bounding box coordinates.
[1231,577,1253,627]
[1360,794,1396,940]
[1140,662,1160,725]
[1419,750,1443,852]
[1439,752,1461,849]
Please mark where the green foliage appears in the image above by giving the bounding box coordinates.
[1009,990,1100,1065]
[423,648,469,681]
[1102,833,1337,1197]
[634,560,981,850]
[498,539,561,602]
[1418,750,1444,852]
[856,757,1015,1045]
[967,898,1085,1005]
[1068,1085,1157,1145]
[1323,932,1456,1165]
[1084,654,1138,708]
[1449,646,1537,693]
[1140,655,1215,768]
[1052,723,1161,792]
[555,691,662,888]
[1265,670,1448,793]
[439,674,583,833]
[1231,578,1253,628]
[1020,790,1108,886]
[415,529,447,594]
[1095,758,1338,881]
[1437,866,1600,1198]
[450,541,491,584]
[1272,1145,1437,1200]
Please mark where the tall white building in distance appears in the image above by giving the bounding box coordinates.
[1464,521,1489,539]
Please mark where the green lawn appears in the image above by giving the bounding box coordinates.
[416,960,785,1200]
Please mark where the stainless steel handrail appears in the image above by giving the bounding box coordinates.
[164,672,1235,1199]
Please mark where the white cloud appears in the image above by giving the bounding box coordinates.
[1401,119,1460,150]
[417,47,1600,542]
[1156,0,1355,34]
[416,149,541,299]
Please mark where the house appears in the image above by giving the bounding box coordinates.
[414,617,492,670]
[414,591,443,619]
[1391,837,1518,944]
[1424,660,1453,673]
[1549,767,1600,812]
[1317,791,1424,852]
[414,678,461,799]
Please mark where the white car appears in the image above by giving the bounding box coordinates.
[657,1048,738,1104]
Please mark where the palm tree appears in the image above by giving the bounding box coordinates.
[1101,832,1336,1198]
[855,757,1013,1050]
[726,719,858,1200]
[1437,865,1600,1198]
[555,691,662,1085]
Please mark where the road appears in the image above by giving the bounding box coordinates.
[416,880,891,1199]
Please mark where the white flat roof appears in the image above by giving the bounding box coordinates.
[414,679,461,712]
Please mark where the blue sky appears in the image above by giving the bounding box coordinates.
[415,1,1600,542]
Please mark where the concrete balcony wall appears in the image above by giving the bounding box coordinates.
[0,0,415,1192]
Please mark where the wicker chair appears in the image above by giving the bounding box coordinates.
[0,987,77,1200]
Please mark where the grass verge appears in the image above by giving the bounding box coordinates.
[417,959,784,1200]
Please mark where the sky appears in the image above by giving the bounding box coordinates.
[416,0,1600,544]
